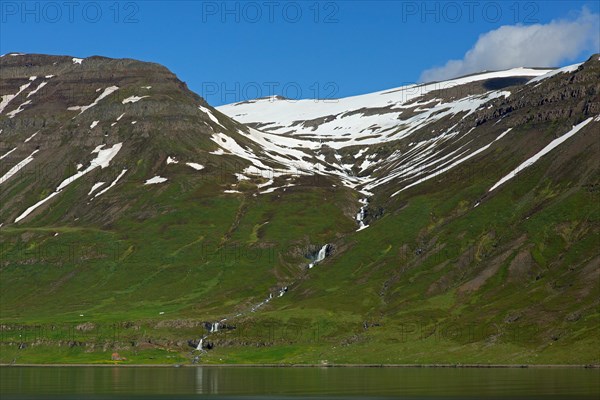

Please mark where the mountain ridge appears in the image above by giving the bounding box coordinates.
[0,53,598,365]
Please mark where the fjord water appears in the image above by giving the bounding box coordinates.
[1,367,599,399]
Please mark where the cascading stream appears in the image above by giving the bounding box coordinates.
[193,244,331,354]
[356,198,369,231]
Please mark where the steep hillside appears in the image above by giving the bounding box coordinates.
[0,53,598,365]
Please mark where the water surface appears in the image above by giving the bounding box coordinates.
[1,366,598,399]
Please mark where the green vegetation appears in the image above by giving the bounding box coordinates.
[1,145,598,365]
[1,54,598,366]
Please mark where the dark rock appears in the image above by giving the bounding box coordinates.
[565,312,581,322]
[504,314,520,323]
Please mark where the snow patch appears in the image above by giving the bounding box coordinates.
[186,162,204,170]
[494,127,513,142]
[68,86,119,115]
[24,131,39,142]
[488,118,593,192]
[199,105,226,130]
[90,120,99,129]
[15,192,60,223]
[257,179,274,188]
[0,149,39,185]
[259,184,295,194]
[354,149,367,159]
[391,127,514,196]
[527,63,583,85]
[6,100,32,118]
[88,182,106,195]
[94,169,127,198]
[56,143,123,192]
[0,148,17,160]
[1,82,32,115]
[27,81,48,98]
[122,95,149,104]
[145,176,167,185]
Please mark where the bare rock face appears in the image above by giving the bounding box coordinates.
[474,55,600,126]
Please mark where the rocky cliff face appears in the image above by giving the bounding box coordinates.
[474,55,600,126]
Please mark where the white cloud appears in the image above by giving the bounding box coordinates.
[420,8,600,82]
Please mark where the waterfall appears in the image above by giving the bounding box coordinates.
[356,207,366,229]
[196,286,289,353]
[309,244,329,269]
[194,243,331,356]
[316,244,328,262]
[356,198,369,231]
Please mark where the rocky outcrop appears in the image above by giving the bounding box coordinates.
[474,55,600,127]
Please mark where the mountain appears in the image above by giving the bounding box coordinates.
[0,53,598,365]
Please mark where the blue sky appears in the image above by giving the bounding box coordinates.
[1,1,599,105]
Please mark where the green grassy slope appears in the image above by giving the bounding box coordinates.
[0,56,598,365]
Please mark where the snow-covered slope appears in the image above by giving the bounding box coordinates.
[218,68,550,140]
[2,54,596,230]
[215,67,555,195]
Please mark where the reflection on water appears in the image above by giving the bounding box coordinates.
[0,366,599,399]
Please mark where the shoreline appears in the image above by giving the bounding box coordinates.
[1,363,599,368]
